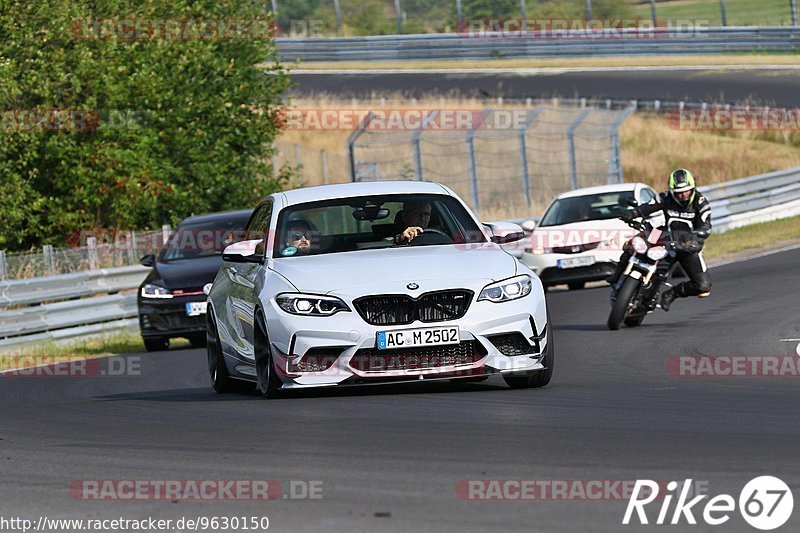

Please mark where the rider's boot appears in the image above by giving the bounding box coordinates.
[660,287,677,311]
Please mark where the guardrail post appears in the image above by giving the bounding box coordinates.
[87,237,99,270]
[0,250,7,280]
[567,109,592,190]
[719,0,728,25]
[43,244,55,274]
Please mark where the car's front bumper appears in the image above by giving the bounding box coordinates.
[521,249,619,286]
[260,291,549,388]
[138,295,208,339]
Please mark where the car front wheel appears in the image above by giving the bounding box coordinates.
[207,310,234,393]
[255,312,281,398]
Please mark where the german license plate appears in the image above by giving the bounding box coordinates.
[377,326,459,350]
[557,256,595,269]
[186,302,208,317]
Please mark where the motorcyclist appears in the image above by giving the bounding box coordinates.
[608,168,712,311]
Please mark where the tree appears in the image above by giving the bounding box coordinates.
[0,0,290,250]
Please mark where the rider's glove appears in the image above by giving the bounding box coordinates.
[620,211,635,223]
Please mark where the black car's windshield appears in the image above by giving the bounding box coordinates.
[539,191,635,227]
[273,194,486,258]
[160,218,248,262]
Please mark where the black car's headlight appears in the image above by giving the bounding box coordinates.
[478,275,533,303]
[276,293,350,316]
[141,283,173,299]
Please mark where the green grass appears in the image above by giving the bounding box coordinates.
[703,215,800,259]
[633,0,795,27]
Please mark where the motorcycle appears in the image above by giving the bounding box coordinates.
[606,200,690,330]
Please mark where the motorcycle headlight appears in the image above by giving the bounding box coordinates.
[646,246,668,261]
[141,283,173,299]
[276,293,350,316]
[631,236,648,254]
[478,275,533,303]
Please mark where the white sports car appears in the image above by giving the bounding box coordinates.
[206,181,553,397]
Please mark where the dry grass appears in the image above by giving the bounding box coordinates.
[276,97,800,221]
[294,54,800,71]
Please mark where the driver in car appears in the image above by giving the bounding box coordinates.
[283,219,314,256]
[393,200,432,245]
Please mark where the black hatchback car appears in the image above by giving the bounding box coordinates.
[138,209,252,351]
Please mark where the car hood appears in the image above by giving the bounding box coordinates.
[270,244,518,294]
[149,255,224,290]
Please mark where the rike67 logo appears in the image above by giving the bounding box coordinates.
[623,476,793,530]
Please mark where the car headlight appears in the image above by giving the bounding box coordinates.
[631,236,648,254]
[646,246,668,261]
[276,293,350,316]
[141,283,173,299]
[478,275,533,303]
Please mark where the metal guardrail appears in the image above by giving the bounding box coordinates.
[277,27,800,61]
[1,166,798,347]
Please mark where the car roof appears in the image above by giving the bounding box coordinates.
[179,209,254,226]
[556,183,647,199]
[278,181,451,206]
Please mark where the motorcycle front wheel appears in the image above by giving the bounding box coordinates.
[607,277,641,330]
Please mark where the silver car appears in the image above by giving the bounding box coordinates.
[206,181,553,397]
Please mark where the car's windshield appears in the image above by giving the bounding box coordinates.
[539,191,635,227]
[160,218,248,262]
[273,194,486,258]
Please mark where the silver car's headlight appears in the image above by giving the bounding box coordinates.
[141,283,173,299]
[478,275,533,303]
[276,293,350,316]
[646,246,668,261]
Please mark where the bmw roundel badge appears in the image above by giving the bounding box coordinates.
[407,283,419,290]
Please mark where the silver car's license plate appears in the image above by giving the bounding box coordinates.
[377,326,459,350]
[186,302,208,317]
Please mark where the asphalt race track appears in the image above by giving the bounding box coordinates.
[2,247,799,532]
[291,68,800,107]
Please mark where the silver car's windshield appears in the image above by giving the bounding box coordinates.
[274,194,486,258]
[539,191,635,227]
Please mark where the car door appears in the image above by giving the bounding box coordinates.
[226,200,272,361]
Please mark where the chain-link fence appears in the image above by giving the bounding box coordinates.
[0,228,169,280]
[347,105,634,217]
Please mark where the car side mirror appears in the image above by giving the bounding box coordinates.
[626,197,639,207]
[140,254,156,267]
[222,240,265,264]
[483,222,525,244]
[520,219,537,233]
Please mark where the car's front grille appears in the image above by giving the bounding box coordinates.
[551,241,602,254]
[354,290,473,326]
[488,333,535,356]
[350,340,487,372]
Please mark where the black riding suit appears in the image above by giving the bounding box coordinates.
[610,191,712,298]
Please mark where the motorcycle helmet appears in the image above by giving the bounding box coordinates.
[668,168,696,207]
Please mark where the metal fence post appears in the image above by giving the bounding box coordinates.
[650,0,657,21]
[607,106,636,184]
[294,144,302,167]
[465,110,492,211]
[720,0,728,25]
[347,111,375,181]
[456,0,462,32]
[792,0,798,25]
[87,237,99,270]
[519,107,544,209]
[585,0,592,20]
[412,110,437,181]
[43,244,55,274]
[0,250,7,280]
[127,231,137,264]
[566,109,592,191]
[161,224,172,248]
[270,0,277,14]
[520,0,527,33]
[333,0,342,36]
[321,149,329,184]
[394,0,402,34]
